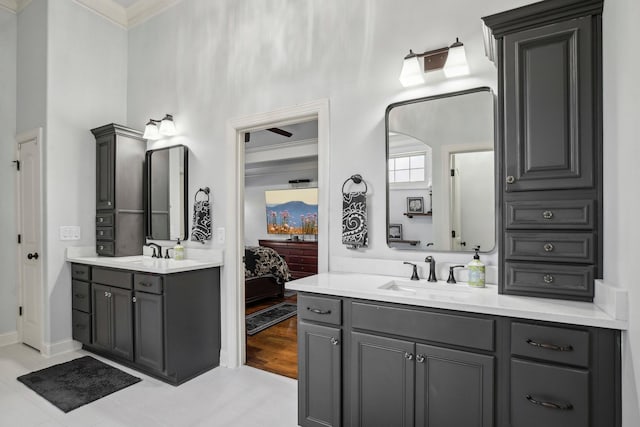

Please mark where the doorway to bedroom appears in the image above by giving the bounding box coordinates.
[243,119,319,379]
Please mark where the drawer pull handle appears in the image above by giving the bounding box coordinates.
[542,210,554,219]
[73,270,84,275]
[416,354,425,363]
[330,337,339,346]
[506,175,515,184]
[139,282,152,287]
[543,243,554,252]
[543,274,554,284]
[99,231,104,236]
[74,324,86,330]
[526,339,573,352]
[307,307,331,315]
[99,217,104,223]
[525,395,573,411]
[74,293,85,299]
[404,352,414,360]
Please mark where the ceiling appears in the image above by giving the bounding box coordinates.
[1,0,181,28]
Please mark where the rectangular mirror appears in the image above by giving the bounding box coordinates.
[145,145,189,241]
[386,87,495,252]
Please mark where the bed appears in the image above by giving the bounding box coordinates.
[244,246,292,304]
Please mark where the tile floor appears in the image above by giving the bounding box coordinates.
[0,344,298,427]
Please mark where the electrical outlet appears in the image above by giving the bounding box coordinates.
[216,227,225,244]
[59,226,81,241]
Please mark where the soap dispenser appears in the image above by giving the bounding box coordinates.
[467,246,485,288]
[174,240,185,260]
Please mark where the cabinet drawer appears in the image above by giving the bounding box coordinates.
[511,322,589,367]
[504,262,594,299]
[71,263,90,281]
[72,280,91,312]
[96,227,114,240]
[287,255,317,265]
[298,294,342,325]
[510,358,588,427]
[351,302,494,351]
[92,267,132,289]
[505,232,594,263]
[288,263,317,274]
[134,273,163,294]
[72,310,91,345]
[96,213,113,226]
[96,241,115,256]
[505,199,595,230]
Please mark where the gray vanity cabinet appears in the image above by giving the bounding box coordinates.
[134,290,164,372]
[483,0,604,301]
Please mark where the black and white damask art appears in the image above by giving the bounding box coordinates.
[191,199,212,243]
[244,246,292,284]
[342,191,368,249]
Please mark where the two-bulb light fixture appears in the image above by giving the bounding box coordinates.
[399,38,470,87]
[142,114,177,140]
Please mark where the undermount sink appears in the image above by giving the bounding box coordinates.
[378,280,473,298]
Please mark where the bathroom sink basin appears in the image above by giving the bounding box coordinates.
[378,280,473,299]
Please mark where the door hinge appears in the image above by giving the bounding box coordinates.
[451,230,456,238]
[450,169,455,177]
[13,160,20,171]
[19,306,23,316]
[17,234,21,244]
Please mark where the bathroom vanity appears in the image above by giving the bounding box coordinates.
[68,253,222,385]
[289,273,623,427]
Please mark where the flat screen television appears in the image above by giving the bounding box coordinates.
[265,188,318,235]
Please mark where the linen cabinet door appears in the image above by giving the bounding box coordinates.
[111,286,133,361]
[91,283,112,352]
[95,135,115,210]
[350,332,415,427]
[415,344,494,427]
[298,322,341,427]
[134,292,164,372]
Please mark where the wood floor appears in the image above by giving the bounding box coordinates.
[245,293,298,379]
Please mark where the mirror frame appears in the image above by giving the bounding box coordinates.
[385,86,496,253]
[145,144,189,241]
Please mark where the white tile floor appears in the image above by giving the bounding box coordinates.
[0,344,298,427]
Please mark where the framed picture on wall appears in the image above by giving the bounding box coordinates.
[388,224,403,241]
[407,197,424,214]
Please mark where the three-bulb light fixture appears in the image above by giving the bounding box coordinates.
[142,114,177,140]
[399,38,470,87]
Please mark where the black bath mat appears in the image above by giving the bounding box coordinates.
[246,302,297,336]
[17,356,141,412]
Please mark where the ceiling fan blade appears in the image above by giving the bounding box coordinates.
[267,127,293,138]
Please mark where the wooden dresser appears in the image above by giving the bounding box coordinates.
[259,239,318,279]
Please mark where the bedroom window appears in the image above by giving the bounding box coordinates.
[388,153,425,183]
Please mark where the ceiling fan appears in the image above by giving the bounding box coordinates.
[244,127,293,143]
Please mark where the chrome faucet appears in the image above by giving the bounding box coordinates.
[425,256,437,282]
[147,243,162,258]
[403,262,420,280]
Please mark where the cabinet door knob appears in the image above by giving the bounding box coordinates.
[132,296,137,303]
[543,274,554,284]
[107,201,112,206]
[404,352,414,360]
[542,210,554,219]
[104,291,109,297]
[506,175,515,184]
[330,337,339,346]
[416,354,425,363]
[543,243,554,252]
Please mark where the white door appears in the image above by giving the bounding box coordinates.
[17,131,42,351]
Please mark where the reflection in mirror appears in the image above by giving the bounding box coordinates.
[146,145,189,241]
[386,87,494,252]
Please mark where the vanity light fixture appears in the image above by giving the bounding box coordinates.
[399,38,470,87]
[143,114,177,140]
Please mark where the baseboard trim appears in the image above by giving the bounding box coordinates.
[0,331,19,347]
[41,339,82,357]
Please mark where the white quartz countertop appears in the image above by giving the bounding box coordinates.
[286,272,627,330]
[66,248,223,274]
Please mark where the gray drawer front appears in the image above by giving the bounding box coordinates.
[510,358,588,427]
[505,199,594,229]
[134,273,163,294]
[505,232,594,263]
[71,263,90,281]
[351,302,494,351]
[72,280,91,312]
[504,262,593,298]
[511,322,589,367]
[96,241,115,256]
[96,227,114,241]
[72,310,91,345]
[92,267,132,289]
[298,294,342,325]
[96,213,114,226]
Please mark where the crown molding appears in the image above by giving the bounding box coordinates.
[0,0,30,13]
[74,0,181,28]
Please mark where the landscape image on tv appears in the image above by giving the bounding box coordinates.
[265,188,318,235]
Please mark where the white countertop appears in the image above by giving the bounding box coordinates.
[66,247,223,274]
[286,272,627,330]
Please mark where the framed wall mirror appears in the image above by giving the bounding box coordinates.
[386,87,495,252]
[146,145,189,241]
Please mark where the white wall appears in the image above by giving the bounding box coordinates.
[43,0,128,346]
[0,8,17,336]
[603,0,640,422]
